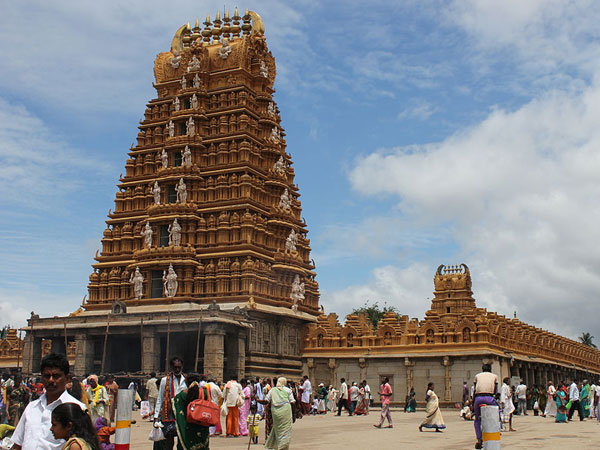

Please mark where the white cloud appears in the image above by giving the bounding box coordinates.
[397,101,439,120]
[347,80,600,339]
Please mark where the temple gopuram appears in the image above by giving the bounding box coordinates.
[20,10,319,381]
[303,264,600,404]
[7,10,600,405]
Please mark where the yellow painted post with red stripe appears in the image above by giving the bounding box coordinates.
[115,389,134,450]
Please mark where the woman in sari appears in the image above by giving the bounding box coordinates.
[405,387,417,413]
[263,378,273,440]
[353,383,368,415]
[554,383,567,423]
[260,377,295,450]
[238,379,251,436]
[172,373,209,450]
[537,383,547,417]
[581,380,591,418]
[418,383,445,432]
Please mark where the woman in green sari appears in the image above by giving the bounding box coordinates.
[172,373,210,450]
[260,377,295,450]
[581,380,591,418]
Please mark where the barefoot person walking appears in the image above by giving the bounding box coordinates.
[419,382,446,432]
[373,377,393,429]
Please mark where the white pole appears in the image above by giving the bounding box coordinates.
[481,404,501,449]
[115,389,134,450]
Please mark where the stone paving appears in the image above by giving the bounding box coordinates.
[129,408,600,449]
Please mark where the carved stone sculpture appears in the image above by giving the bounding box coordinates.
[169,50,181,69]
[129,267,144,300]
[193,73,202,89]
[191,94,198,109]
[182,145,192,167]
[187,55,202,72]
[218,39,232,59]
[168,218,181,246]
[141,222,153,248]
[173,97,180,111]
[186,117,195,136]
[279,188,292,211]
[273,156,286,176]
[267,101,275,117]
[176,178,187,203]
[290,274,305,312]
[285,229,298,253]
[152,181,161,204]
[181,75,187,89]
[163,263,178,297]
[270,127,280,143]
[168,120,175,137]
[161,149,168,169]
[260,60,268,77]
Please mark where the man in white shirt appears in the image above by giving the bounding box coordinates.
[10,353,86,450]
[154,356,187,450]
[567,379,584,421]
[206,377,223,436]
[336,377,352,416]
[349,382,359,414]
[363,379,372,411]
[300,375,312,415]
[515,380,528,415]
[223,376,244,437]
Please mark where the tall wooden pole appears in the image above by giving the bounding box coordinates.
[194,318,202,372]
[29,320,34,375]
[16,329,22,371]
[140,317,144,373]
[165,309,171,371]
[63,321,68,355]
[101,315,111,374]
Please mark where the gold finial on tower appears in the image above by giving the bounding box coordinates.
[222,9,231,41]
[231,7,241,39]
[212,11,223,41]
[182,22,192,47]
[203,15,212,43]
[242,9,252,35]
[191,19,201,41]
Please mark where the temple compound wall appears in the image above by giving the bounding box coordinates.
[303,265,600,406]
[20,10,320,381]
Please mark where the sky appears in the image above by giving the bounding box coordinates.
[1,0,600,342]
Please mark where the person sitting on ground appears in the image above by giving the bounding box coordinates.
[460,400,473,420]
[555,405,568,423]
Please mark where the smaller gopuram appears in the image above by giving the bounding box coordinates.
[303,264,600,405]
[21,9,320,381]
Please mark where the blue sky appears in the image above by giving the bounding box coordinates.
[2,0,600,341]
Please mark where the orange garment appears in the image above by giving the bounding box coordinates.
[97,426,116,444]
[226,406,239,436]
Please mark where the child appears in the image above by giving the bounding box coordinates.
[51,403,101,450]
[94,417,115,450]
[247,403,261,444]
[555,405,568,423]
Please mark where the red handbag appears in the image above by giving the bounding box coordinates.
[187,385,220,427]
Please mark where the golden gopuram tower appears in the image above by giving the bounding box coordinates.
[22,10,320,381]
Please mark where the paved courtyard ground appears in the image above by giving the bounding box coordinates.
[130,408,600,449]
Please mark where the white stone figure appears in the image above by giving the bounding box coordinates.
[186,117,195,136]
[260,60,268,77]
[141,223,153,248]
[182,145,192,167]
[193,73,202,89]
[290,274,305,312]
[187,55,202,72]
[273,156,286,176]
[152,181,161,204]
[161,149,168,169]
[173,97,180,111]
[129,267,144,300]
[270,127,281,143]
[218,39,232,59]
[279,188,292,211]
[181,75,187,89]
[163,264,178,298]
[168,218,181,246]
[169,51,181,69]
[176,178,187,203]
[267,101,275,117]
[168,120,175,137]
[191,94,198,109]
[285,229,298,253]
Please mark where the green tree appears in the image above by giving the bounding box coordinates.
[351,301,399,331]
[579,332,597,348]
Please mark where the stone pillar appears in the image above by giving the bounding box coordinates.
[141,329,160,374]
[204,325,225,381]
[443,356,452,402]
[275,322,284,357]
[22,334,42,375]
[74,333,94,376]
[405,358,415,396]
[307,358,315,383]
[358,357,368,382]
[235,330,247,380]
[328,358,337,387]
